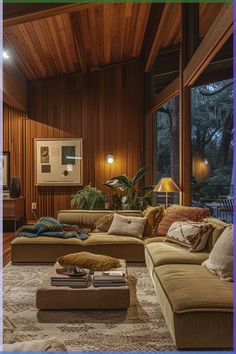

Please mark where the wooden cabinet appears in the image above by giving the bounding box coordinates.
[3,197,25,231]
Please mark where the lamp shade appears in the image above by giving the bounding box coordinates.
[154,177,180,193]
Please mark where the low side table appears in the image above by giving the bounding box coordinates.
[3,197,26,231]
[36,260,130,310]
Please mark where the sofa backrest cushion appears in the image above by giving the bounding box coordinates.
[203,217,230,251]
[58,210,142,228]
[157,204,211,236]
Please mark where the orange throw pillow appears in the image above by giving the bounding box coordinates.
[157,204,211,236]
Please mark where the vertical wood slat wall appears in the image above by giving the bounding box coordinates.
[3,60,144,220]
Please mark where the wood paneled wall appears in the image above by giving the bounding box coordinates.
[3,60,144,220]
[3,105,27,195]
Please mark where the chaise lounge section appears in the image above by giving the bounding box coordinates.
[145,219,233,349]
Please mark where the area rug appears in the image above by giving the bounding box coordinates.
[3,263,176,351]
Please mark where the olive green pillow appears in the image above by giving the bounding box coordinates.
[143,205,165,236]
[57,251,121,271]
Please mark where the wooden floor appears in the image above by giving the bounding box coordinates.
[2,232,15,267]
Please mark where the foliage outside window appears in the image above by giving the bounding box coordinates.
[191,79,233,204]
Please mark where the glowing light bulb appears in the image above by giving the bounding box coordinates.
[106,155,114,164]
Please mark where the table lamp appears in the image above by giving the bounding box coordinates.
[154,177,180,208]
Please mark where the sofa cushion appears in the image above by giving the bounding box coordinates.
[165,221,213,251]
[12,236,84,245]
[58,210,142,228]
[83,233,144,262]
[157,205,211,236]
[108,214,147,239]
[145,241,209,267]
[85,233,144,246]
[154,264,233,313]
[57,251,121,271]
[143,205,164,236]
[202,226,233,281]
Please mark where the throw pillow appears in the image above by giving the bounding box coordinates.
[108,213,147,239]
[165,220,213,252]
[157,204,211,236]
[202,217,229,251]
[93,213,115,233]
[57,251,121,271]
[202,226,233,281]
[143,205,164,236]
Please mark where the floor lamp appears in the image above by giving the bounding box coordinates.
[154,177,181,209]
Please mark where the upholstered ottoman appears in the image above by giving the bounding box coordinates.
[36,260,130,310]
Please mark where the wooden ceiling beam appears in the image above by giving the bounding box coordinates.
[3,3,98,27]
[145,3,172,72]
[148,3,233,112]
[183,3,233,86]
[70,13,87,74]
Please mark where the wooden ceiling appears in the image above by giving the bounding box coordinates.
[3,3,152,79]
[3,3,226,80]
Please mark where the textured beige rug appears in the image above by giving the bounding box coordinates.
[4,263,175,351]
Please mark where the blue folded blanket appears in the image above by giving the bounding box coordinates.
[17,217,89,240]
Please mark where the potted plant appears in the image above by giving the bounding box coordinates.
[104,166,153,210]
[71,185,107,210]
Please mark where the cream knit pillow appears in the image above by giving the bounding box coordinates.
[202,225,233,281]
[108,213,147,239]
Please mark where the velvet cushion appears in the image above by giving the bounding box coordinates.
[108,213,147,239]
[57,251,121,271]
[143,205,164,236]
[93,213,115,232]
[202,226,233,281]
[157,204,211,236]
[165,221,213,251]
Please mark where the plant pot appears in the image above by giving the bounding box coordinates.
[10,177,21,198]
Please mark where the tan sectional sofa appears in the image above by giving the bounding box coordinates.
[11,209,233,349]
[11,210,146,263]
[145,222,233,349]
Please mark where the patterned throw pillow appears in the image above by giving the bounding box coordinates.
[143,205,164,237]
[108,214,147,239]
[93,213,115,233]
[157,204,211,236]
[165,220,213,252]
[202,226,233,281]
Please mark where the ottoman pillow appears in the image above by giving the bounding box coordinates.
[57,251,121,271]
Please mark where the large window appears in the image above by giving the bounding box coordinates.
[154,97,179,204]
[191,79,233,217]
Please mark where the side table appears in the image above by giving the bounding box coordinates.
[3,197,26,231]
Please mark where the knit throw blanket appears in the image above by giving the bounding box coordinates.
[16,217,89,240]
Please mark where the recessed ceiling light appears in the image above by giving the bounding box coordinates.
[3,51,10,60]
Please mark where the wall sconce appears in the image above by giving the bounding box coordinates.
[106,154,114,164]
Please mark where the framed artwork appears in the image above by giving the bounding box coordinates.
[3,152,10,190]
[34,138,83,186]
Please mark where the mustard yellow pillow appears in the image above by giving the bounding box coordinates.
[93,213,115,232]
[57,251,121,271]
[143,205,164,236]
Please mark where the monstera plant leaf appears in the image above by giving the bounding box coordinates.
[131,166,149,186]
